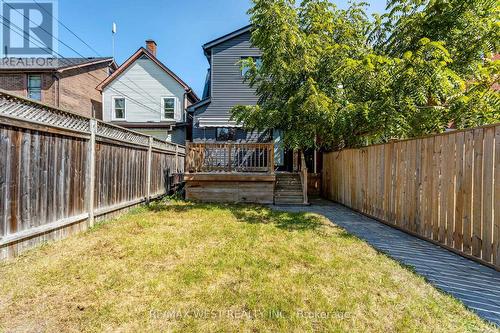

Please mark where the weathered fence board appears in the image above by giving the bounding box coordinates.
[322,124,500,270]
[0,91,184,260]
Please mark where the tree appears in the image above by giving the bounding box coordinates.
[231,0,500,150]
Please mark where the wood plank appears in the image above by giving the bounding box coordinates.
[431,136,440,241]
[462,130,474,254]
[9,129,21,235]
[446,134,456,247]
[482,127,495,262]
[454,132,465,251]
[0,127,8,237]
[439,134,448,244]
[472,128,484,258]
[494,126,500,267]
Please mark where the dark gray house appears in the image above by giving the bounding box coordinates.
[186,25,323,200]
[188,25,263,141]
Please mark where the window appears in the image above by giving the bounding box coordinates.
[113,97,126,119]
[27,75,42,101]
[241,56,262,76]
[163,97,175,119]
[216,128,236,141]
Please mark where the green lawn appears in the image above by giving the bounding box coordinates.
[0,201,496,332]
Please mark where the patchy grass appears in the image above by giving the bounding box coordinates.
[0,201,496,332]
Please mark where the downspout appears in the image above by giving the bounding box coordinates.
[53,73,60,108]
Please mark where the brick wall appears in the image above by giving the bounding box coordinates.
[0,62,110,119]
[42,73,56,106]
[0,74,26,96]
[0,73,56,104]
[58,63,110,119]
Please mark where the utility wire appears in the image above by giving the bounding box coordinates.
[32,0,102,57]
[30,0,160,105]
[1,17,165,117]
[1,1,163,111]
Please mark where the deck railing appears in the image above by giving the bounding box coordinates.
[186,142,275,173]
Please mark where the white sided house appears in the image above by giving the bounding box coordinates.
[98,41,198,144]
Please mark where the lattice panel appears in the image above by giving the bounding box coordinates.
[152,137,178,153]
[96,122,150,146]
[0,91,186,151]
[0,92,90,133]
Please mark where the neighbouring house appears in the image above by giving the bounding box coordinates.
[97,41,199,144]
[0,57,116,118]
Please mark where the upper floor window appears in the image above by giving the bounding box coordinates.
[241,56,262,76]
[113,97,126,120]
[216,127,236,141]
[162,97,175,119]
[27,74,41,101]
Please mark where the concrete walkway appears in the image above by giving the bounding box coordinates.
[272,200,500,326]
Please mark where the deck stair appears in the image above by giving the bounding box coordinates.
[274,173,305,205]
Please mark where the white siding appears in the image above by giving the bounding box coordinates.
[102,59,185,123]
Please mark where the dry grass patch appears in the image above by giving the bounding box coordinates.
[0,201,497,332]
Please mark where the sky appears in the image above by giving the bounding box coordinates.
[57,0,388,97]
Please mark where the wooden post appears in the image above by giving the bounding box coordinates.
[146,137,153,203]
[269,143,275,174]
[184,142,189,173]
[87,119,96,227]
[227,143,232,172]
[175,144,179,173]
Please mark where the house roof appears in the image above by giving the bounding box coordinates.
[202,25,252,56]
[97,47,199,102]
[0,57,117,72]
[187,98,211,112]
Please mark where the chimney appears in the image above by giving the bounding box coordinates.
[146,40,157,57]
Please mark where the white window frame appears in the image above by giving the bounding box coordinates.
[112,96,126,120]
[161,96,177,120]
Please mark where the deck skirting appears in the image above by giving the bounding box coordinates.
[185,173,276,204]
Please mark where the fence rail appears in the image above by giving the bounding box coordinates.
[322,124,500,270]
[186,142,275,173]
[0,91,185,260]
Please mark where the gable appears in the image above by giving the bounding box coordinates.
[97,48,198,103]
[104,57,186,95]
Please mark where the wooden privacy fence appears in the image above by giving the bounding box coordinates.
[186,142,275,173]
[322,123,500,270]
[0,91,185,260]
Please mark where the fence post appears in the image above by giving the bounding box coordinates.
[87,119,97,227]
[146,137,153,203]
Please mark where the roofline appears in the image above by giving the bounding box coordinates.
[96,48,199,102]
[58,58,117,72]
[0,57,117,73]
[202,25,252,53]
[187,98,211,111]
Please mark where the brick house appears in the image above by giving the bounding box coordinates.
[0,57,117,118]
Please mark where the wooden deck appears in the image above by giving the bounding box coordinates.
[184,142,310,205]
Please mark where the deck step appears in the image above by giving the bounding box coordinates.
[274,173,305,205]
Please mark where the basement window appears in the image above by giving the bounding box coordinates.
[27,74,42,101]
